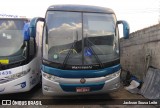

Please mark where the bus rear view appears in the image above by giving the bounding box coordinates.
[0,18,41,94]
[29,5,130,96]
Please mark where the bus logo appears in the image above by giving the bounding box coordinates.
[21,82,26,88]
[80,78,86,84]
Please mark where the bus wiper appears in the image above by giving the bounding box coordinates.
[62,31,78,69]
[0,58,25,70]
[85,34,104,68]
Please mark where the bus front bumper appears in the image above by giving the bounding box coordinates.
[0,72,39,94]
[42,70,121,96]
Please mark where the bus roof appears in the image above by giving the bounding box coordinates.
[47,5,115,14]
[0,18,29,21]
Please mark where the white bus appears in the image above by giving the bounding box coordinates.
[0,18,41,94]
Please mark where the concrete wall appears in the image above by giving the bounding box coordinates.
[120,24,160,80]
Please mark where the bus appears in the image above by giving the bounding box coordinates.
[29,5,130,96]
[0,18,41,94]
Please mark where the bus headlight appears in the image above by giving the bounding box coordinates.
[5,68,30,80]
[43,73,59,81]
[106,71,120,80]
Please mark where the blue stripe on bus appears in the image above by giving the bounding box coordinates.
[60,82,105,92]
[42,64,121,78]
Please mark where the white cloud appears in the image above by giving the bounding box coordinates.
[0,0,159,33]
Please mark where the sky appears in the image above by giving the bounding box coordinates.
[0,0,159,34]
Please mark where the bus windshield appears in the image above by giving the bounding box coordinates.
[0,19,27,64]
[43,11,119,66]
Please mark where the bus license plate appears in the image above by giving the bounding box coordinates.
[76,87,90,92]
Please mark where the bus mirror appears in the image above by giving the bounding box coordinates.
[117,20,130,39]
[29,17,45,38]
[23,22,30,41]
